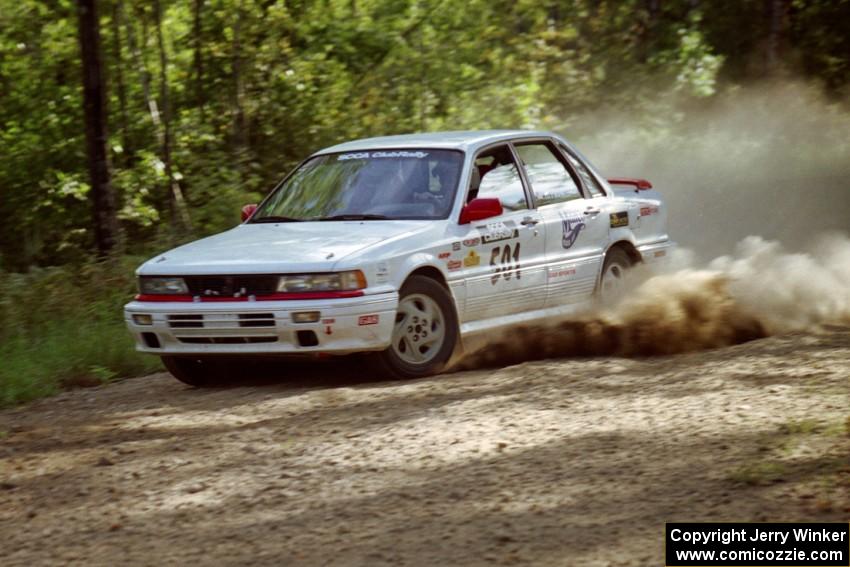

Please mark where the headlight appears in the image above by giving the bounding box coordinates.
[277,270,367,293]
[139,276,189,295]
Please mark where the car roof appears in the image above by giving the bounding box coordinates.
[313,130,560,155]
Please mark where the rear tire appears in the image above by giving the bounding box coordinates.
[161,356,229,387]
[371,275,459,379]
[597,247,633,304]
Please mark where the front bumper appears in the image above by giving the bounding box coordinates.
[124,292,398,355]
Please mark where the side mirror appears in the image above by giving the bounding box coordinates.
[459,198,503,224]
[241,204,258,222]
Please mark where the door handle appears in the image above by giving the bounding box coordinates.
[521,217,540,226]
[583,208,601,215]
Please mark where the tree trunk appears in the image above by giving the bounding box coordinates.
[110,0,132,165]
[231,0,248,151]
[152,0,190,230]
[637,0,662,63]
[76,0,120,257]
[765,0,789,73]
[124,10,160,139]
[193,0,206,122]
[125,2,190,232]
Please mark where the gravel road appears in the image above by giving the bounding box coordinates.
[1,327,848,566]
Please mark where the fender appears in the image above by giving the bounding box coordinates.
[393,253,452,289]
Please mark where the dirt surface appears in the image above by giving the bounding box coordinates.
[1,328,848,566]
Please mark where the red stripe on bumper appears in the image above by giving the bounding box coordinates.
[135,290,365,302]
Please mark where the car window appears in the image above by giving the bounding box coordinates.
[470,145,528,211]
[560,145,605,197]
[515,142,582,206]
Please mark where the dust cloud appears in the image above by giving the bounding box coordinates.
[708,233,850,333]
[459,83,850,368]
[571,81,850,259]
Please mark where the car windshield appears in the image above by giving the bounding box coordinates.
[251,149,464,222]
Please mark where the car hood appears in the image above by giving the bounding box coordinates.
[139,221,430,275]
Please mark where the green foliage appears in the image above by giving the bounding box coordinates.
[1,0,846,269]
[672,21,725,97]
[790,0,850,90]
[0,260,161,406]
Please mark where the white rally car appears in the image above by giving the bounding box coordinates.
[125,130,674,385]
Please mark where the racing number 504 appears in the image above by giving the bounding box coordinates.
[490,243,521,285]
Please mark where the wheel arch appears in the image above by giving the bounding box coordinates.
[405,265,450,290]
[605,239,643,266]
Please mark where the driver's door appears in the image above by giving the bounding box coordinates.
[459,144,547,322]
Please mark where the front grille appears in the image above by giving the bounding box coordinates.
[183,275,279,298]
[178,336,278,344]
[238,313,275,327]
[167,313,276,329]
[168,314,203,328]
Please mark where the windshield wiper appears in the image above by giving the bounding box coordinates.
[316,214,391,221]
[250,215,304,223]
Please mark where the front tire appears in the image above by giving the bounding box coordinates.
[161,356,228,387]
[372,275,459,379]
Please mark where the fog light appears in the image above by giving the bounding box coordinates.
[291,311,320,324]
[132,314,153,326]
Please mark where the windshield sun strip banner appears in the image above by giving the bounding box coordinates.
[337,151,430,160]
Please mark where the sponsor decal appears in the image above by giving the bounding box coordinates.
[447,260,462,271]
[654,250,666,258]
[338,151,429,160]
[640,205,659,217]
[559,212,586,250]
[548,267,576,279]
[610,211,629,228]
[463,250,481,267]
[452,241,462,251]
[477,220,519,244]
[322,318,336,335]
[321,318,336,324]
[438,251,451,260]
[462,237,481,248]
[358,314,379,326]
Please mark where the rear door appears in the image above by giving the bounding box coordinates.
[458,143,547,322]
[513,139,608,307]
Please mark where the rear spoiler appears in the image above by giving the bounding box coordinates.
[607,177,653,190]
